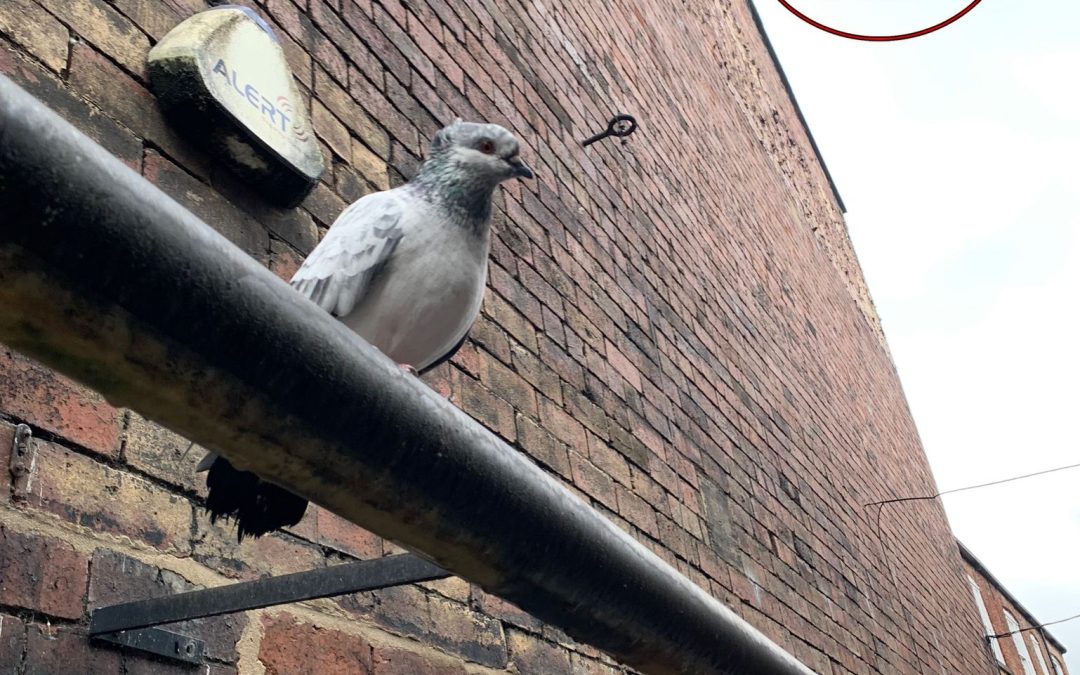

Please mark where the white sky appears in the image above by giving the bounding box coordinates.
[753,0,1080,669]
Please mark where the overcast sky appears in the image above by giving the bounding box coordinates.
[752,0,1080,669]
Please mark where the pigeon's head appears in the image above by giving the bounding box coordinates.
[428,120,534,183]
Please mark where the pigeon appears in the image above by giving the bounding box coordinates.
[199,120,533,540]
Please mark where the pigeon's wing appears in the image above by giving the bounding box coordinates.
[290,191,409,318]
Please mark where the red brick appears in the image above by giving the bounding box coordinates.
[372,645,467,675]
[568,451,616,511]
[0,526,88,619]
[270,240,304,283]
[0,347,120,457]
[24,623,120,674]
[604,339,642,391]
[315,506,383,559]
[473,588,543,632]
[260,613,373,675]
[539,395,587,451]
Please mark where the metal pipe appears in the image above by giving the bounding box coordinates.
[0,75,813,675]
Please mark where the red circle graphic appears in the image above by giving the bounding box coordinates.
[776,0,983,42]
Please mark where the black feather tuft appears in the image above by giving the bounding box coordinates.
[204,456,309,542]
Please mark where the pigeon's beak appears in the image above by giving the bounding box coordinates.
[507,156,534,179]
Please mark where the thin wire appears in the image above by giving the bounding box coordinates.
[865,460,1080,507]
[990,612,1080,639]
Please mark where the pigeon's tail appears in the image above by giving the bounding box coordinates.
[200,454,309,541]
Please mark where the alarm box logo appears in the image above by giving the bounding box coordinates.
[776,0,983,42]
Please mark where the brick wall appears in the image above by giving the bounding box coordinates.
[0,0,993,672]
[963,554,1070,675]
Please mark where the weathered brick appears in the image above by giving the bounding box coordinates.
[15,440,192,552]
[0,526,88,619]
[348,66,421,155]
[372,645,468,674]
[371,5,434,86]
[585,433,631,488]
[604,338,642,391]
[538,395,587,452]
[0,40,142,168]
[24,623,120,675]
[191,515,325,579]
[474,588,543,632]
[0,0,68,72]
[341,0,412,85]
[352,136,391,189]
[451,370,515,442]
[0,348,120,457]
[516,412,571,478]
[483,298,535,361]
[426,594,508,668]
[270,239,304,282]
[0,421,14,502]
[0,613,27,669]
[88,548,246,662]
[315,66,390,159]
[302,180,349,227]
[108,0,183,41]
[68,41,209,177]
[122,412,203,491]
[38,0,149,76]
[260,613,373,674]
[477,351,538,417]
[507,629,572,674]
[310,0,379,76]
[312,98,353,160]
[315,506,382,559]
[211,164,320,255]
[142,151,270,261]
[568,451,616,511]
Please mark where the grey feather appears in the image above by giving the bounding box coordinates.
[290,191,405,319]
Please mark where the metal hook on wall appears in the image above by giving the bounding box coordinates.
[582,114,638,147]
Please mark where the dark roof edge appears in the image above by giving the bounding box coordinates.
[744,0,847,214]
[958,540,1068,654]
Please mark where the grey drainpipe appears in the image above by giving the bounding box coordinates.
[0,75,814,675]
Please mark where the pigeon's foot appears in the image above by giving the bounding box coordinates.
[399,363,418,376]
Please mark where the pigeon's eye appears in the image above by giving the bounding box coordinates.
[477,139,496,155]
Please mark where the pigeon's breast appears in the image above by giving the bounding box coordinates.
[341,223,488,370]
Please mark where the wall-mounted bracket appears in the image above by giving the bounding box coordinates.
[88,553,450,666]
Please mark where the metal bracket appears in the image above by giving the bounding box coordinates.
[91,627,206,666]
[88,553,450,666]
